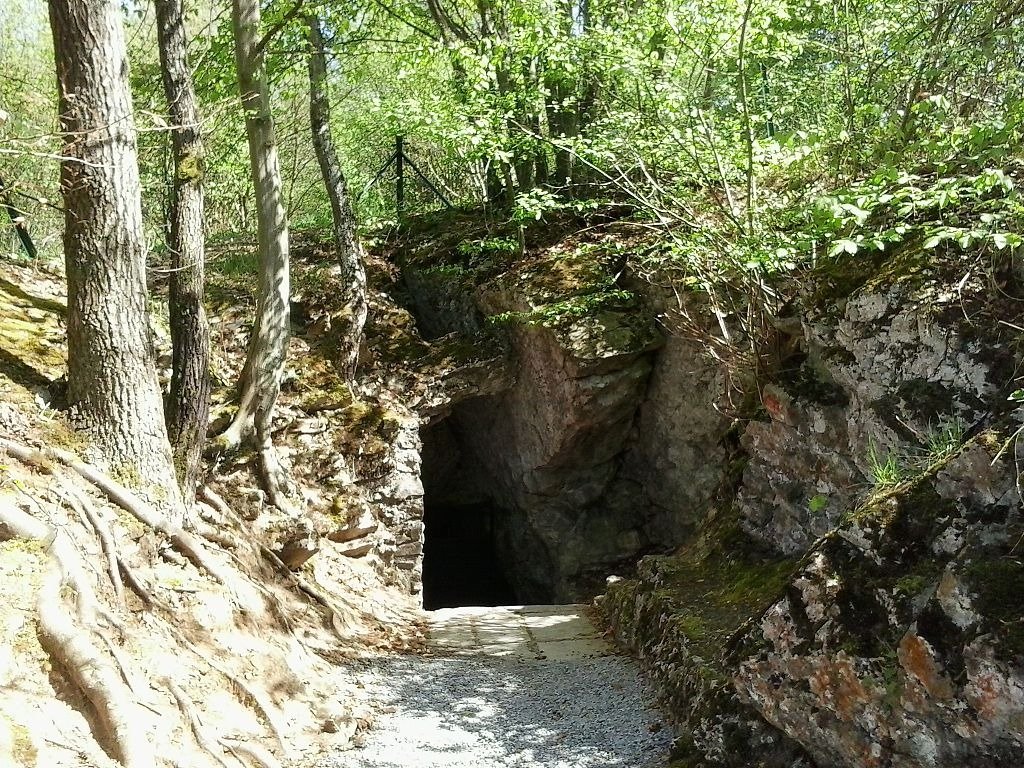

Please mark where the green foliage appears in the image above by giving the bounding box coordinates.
[3,0,1021,305]
[804,107,1024,267]
[488,288,635,329]
[0,1,60,258]
[867,440,905,489]
[807,494,829,514]
[512,188,603,221]
[865,416,967,490]
[921,418,966,464]
[456,237,518,259]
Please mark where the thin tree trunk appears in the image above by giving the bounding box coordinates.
[306,15,368,382]
[47,0,183,521]
[498,61,535,191]
[217,0,292,509]
[532,113,549,187]
[545,72,577,188]
[571,75,600,190]
[155,0,211,508]
[0,175,37,258]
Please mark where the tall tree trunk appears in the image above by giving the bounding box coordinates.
[531,113,549,187]
[497,61,535,192]
[545,72,578,188]
[47,0,183,520]
[306,15,368,382]
[217,0,292,509]
[155,0,211,508]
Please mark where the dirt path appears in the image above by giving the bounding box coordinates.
[320,605,671,768]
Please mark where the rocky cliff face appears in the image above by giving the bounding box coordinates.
[364,211,1022,766]
[600,258,1024,767]
[396,215,726,601]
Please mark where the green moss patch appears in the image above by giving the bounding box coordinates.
[640,547,796,660]
[601,506,798,750]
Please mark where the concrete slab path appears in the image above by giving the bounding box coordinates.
[426,604,615,660]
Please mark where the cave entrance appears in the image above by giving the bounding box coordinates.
[419,417,519,610]
[421,501,517,610]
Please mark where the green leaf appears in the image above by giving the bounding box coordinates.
[808,494,829,513]
[828,239,859,257]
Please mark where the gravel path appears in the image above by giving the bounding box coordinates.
[320,605,672,768]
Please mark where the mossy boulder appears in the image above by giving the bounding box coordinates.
[599,509,812,767]
[732,428,1024,768]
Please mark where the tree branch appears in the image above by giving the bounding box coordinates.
[369,0,437,40]
[254,0,305,58]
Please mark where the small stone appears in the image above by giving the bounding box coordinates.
[273,518,320,569]
[329,509,377,544]
[337,540,373,558]
[396,541,422,557]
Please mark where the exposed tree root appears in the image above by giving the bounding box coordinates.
[256,544,359,638]
[117,556,162,610]
[219,739,283,768]
[256,435,293,514]
[210,423,295,514]
[189,500,318,648]
[0,499,156,768]
[209,398,296,515]
[210,414,252,459]
[193,513,243,550]
[161,677,236,768]
[0,437,238,589]
[198,485,232,516]
[0,438,363,766]
[59,484,124,605]
[160,620,289,757]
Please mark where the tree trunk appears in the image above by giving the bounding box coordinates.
[155,0,211,508]
[571,75,600,190]
[545,72,578,189]
[0,175,37,259]
[306,15,368,382]
[47,0,183,520]
[530,113,549,187]
[217,0,292,509]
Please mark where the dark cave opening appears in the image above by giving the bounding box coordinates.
[419,416,520,610]
[421,500,518,610]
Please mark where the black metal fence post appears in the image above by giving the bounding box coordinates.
[357,135,453,218]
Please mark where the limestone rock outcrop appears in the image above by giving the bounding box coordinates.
[600,258,1024,767]
[371,212,1023,766]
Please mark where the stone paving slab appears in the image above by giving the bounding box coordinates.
[425,604,613,660]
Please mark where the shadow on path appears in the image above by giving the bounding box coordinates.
[331,653,670,768]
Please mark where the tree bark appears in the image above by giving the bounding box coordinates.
[155,0,211,508]
[47,0,183,521]
[217,0,292,509]
[306,15,368,382]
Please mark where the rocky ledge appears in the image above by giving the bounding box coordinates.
[599,249,1024,767]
